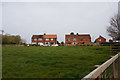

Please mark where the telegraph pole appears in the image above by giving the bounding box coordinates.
[0,30,4,35]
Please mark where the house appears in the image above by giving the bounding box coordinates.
[65,32,91,46]
[31,33,57,46]
[109,39,113,42]
[95,35,106,43]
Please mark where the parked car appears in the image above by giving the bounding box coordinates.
[39,43,44,46]
[52,44,59,47]
[43,44,50,46]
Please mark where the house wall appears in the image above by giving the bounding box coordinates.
[95,37,106,43]
[65,35,91,46]
[31,38,57,46]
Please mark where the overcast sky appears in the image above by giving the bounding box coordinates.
[2,2,118,43]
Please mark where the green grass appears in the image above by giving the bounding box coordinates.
[2,46,115,78]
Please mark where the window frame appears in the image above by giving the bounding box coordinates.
[34,38,37,41]
[51,38,53,41]
[46,38,49,41]
[98,39,102,41]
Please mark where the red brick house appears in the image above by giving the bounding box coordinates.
[109,39,113,42]
[31,33,57,46]
[65,32,91,46]
[95,35,106,43]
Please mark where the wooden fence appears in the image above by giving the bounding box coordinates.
[82,52,120,80]
[110,43,120,53]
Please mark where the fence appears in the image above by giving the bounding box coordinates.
[82,52,120,80]
[110,44,120,53]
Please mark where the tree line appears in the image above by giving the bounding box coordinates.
[1,34,26,45]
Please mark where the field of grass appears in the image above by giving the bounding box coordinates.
[2,46,115,78]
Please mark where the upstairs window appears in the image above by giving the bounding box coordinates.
[73,38,76,41]
[80,38,83,41]
[39,38,42,41]
[51,38,53,41]
[98,39,101,41]
[34,38,37,41]
[46,38,49,41]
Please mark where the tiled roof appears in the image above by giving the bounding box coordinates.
[65,34,91,38]
[97,35,106,40]
[44,35,57,38]
[79,34,90,36]
[32,35,43,39]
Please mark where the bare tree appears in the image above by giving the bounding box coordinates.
[107,15,120,40]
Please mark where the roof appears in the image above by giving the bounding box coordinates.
[65,34,91,38]
[79,34,90,36]
[97,35,106,40]
[65,34,90,36]
[32,35,43,39]
[44,35,57,38]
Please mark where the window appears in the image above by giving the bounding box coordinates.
[34,38,37,41]
[68,38,71,41]
[46,38,49,41]
[80,38,83,41]
[98,39,101,41]
[39,38,42,41]
[73,38,76,41]
[51,38,53,41]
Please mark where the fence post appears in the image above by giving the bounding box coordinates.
[118,53,120,80]
[112,62,115,79]
[105,70,107,80]
[94,65,100,80]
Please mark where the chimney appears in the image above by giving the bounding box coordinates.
[76,33,79,35]
[70,32,74,35]
[44,33,46,35]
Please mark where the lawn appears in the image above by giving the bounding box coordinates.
[2,46,114,78]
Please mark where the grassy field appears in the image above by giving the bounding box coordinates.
[2,46,115,78]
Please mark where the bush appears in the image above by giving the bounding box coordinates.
[100,42,120,46]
